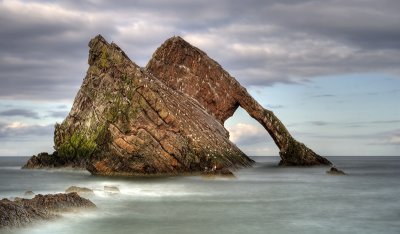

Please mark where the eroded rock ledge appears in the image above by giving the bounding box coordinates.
[24,35,331,176]
[0,193,95,229]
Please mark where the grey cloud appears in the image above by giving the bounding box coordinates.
[263,0,400,49]
[46,111,69,118]
[0,0,117,100]
[265,104,284,109]
[368,120,400,125]
[387,131,400,145]
[0,123,54,140]
[235,133,270,146]
[309,121,330,126]
[227,123,271,146]
[311,94,335,98]
[0,108,40,119]
[343,120,400,128]
[1,0,400,101]
[289,119,400,128]
[56,105,68,109]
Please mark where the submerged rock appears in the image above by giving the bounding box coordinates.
[0,193,95,229]
[23,34,331,176]
[65,186,94,195]
[202,168,236,178]
[327,167,346,175]
[104,186,120,194]
[24,191,35,197]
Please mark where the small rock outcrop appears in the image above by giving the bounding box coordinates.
[24,191,35,197]
[0,193,95,229]
[104,186,120,194]
[326,167,346,175]
[65,186,94,195]
[23,34,331,176]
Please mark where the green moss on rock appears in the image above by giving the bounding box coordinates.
[58,132,96,159]
[56,124,107,160]
[100,46,109,70]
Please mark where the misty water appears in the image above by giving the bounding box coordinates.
[1,156,400,234]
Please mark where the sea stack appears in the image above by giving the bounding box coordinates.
[23,35,331,176]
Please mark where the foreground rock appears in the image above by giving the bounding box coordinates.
[23,34,331,176]
[0,193,95,229]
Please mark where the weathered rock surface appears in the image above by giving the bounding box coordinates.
[146,36,331,166]
[23,34,331,175]
[0,193,95,229]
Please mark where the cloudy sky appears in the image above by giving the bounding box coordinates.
[0,0,399,156]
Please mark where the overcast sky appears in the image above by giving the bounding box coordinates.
[0,0,399,156]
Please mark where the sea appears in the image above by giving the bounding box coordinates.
[0,156,399,234]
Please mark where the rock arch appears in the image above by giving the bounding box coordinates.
[146,36,331,166]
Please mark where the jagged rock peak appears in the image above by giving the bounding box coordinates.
[147,36,240,124]
[159,36,196,50]
[149,35,224,74]
[88,34,134,67]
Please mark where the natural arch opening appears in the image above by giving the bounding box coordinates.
[224,107,279,157]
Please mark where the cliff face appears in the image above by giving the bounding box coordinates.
[24,35,331,176]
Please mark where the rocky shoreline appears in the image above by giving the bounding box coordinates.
[0,193,95,229]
